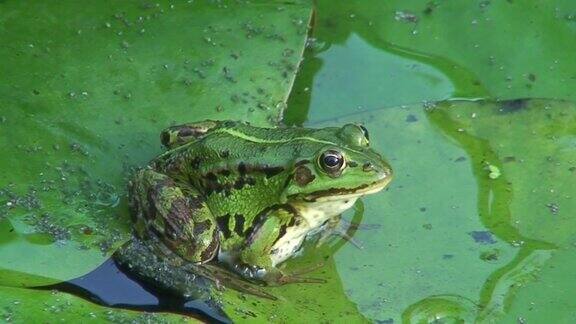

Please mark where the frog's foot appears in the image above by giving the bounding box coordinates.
[317,217,364,249]
[183,263,278,300]
[255,263,327,286]
[318,227,364,249]
[342,218,383,231]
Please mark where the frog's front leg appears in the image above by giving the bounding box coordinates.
[234,207,325,286]
[129,168,219,263]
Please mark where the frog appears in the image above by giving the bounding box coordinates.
[114,120,392,298]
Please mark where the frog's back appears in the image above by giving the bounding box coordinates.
[155,120,365,182]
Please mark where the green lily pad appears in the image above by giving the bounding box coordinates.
[282,99,572,323]
[0,0,312,287]
[0,285,195,323]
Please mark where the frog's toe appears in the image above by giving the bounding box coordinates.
[262,263,327,286]
[316,227,365,249]
[219,276,278,300]
[316,217,365,249]
[184,263,278,300]
[276,274,326,285]
[264,272,326,286]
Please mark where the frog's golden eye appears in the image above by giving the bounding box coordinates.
[319,150,345,176]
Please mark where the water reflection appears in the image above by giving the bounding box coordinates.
[424,100,558,321]
[287,33,456,125]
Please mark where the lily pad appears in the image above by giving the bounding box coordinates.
[0,0,312,287]
[0,285,194,323]
[288,99,573,322]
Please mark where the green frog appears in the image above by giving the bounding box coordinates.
[115,120,392,298]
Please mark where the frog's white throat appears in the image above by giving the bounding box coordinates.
[267,197,359,266]
[295,197,358,228]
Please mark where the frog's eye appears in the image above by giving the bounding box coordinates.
[359,125,370,142]
[319,150,345,176]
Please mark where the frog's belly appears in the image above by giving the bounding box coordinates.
[270,198,358,266]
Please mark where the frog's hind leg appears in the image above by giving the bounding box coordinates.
[129,168,219,263]
[160,121,220,149]
[113,236,214,300]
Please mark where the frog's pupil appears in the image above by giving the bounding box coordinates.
[324,155,340,167]
[321,150,344,172]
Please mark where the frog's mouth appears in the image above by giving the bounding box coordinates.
[300,177,392,202]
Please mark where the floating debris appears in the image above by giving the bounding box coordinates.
[468,231,497,245]
[546,202,559,215]
[480,248,501,262]
[405,114,418,123]
[394,10,419,23]
[26,213,71,242]
[485,163,501,179]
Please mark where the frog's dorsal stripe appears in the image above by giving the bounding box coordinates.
[215,128,336,146]
[215,128,366,155]
[159,126,364,158]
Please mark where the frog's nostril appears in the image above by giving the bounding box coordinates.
[362,162,374,172]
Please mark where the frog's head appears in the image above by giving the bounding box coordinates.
[282,124,392,203]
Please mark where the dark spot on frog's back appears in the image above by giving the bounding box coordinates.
[238,162,284,178]
[498,98,530,114]
[216,214,231,239]
[262,166,284,178]
[232,176,255,189]
[193,219,213,237]
[191,157,201,169]
[205,172,218,181]
[234,214,245,236]
[294,165,315,187]
[188,195,204,210]
[219,150,230,158]
[238,162,247,175]
[233,178,246,189]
